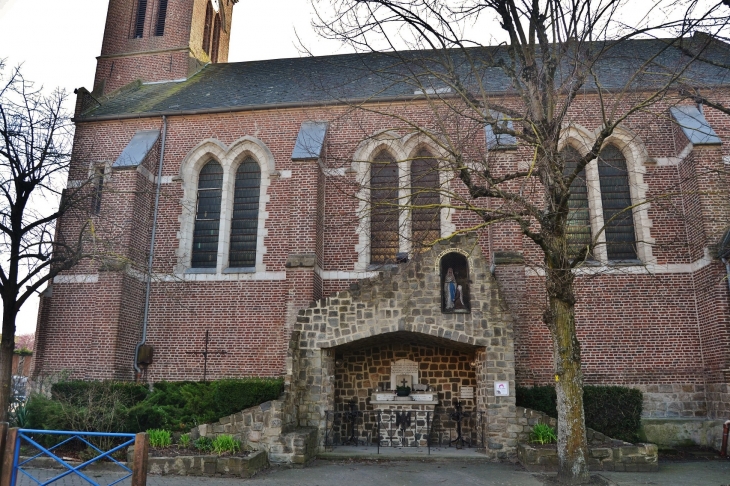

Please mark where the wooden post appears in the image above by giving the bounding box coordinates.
[0,423,7,481]
[0,427,18,486]
[131,432,148,486]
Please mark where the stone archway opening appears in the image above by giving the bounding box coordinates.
[330,331,483,413]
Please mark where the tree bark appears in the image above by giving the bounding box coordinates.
[548,291,590,484]
[0,307,16,423]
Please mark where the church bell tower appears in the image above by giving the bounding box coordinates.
[93,0,237,96]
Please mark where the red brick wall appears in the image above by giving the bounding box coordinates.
[33,93,730,418]
[93,0,234,94]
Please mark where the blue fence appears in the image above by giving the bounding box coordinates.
[11,429,136,486]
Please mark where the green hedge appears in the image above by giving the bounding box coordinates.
[516,385,643,443]
[27,378,284,434]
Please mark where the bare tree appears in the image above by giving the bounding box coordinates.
[0,63,97,422]
[311,1,730,483]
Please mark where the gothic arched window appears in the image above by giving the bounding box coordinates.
[598,144,637,260]
[411,148,441,249]
[191,161,223,268]
[561,146,591,259]
[229,158,260,268]
[370,150,399,264]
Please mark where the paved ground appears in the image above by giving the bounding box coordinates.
[14,459,730,486]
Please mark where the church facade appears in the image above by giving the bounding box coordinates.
[33,0,730,451]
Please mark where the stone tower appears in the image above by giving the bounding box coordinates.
[93,0,237,95]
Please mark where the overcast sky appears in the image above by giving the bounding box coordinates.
[0,0,349,335]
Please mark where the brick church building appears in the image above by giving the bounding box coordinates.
[32,0,730,452]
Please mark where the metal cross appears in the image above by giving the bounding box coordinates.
[185,330,227,382]
[400,377,409,388]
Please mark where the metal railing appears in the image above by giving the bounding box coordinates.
[323,405,486,454]
[10,429,137,486]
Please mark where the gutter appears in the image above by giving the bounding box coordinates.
[134,115,167,377]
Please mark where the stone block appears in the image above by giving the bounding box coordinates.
[590,447,612,459]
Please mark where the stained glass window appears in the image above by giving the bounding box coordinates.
[370,150,399,264]
[229,158,260,268]
[411,149,441,249]
[191,161,223,268]
[598,145,637,260]
[561,146,591,259]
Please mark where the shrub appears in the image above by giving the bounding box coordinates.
[583,386,643,443]
[516,385,643,443]
[213,378,284,416]
[26,385,133,450]
[194,436,213,453]
[125,378,284,432]
[516,385,557,418]
[211,434,241,455]
[147,429,172,448]
[28,377,284,435]
[530,423,557,444]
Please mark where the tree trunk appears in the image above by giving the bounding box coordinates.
[549,294,590,484]
[0,306,16,423]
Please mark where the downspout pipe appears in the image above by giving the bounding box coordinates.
[134,115,167,377]
[723,258,730,295]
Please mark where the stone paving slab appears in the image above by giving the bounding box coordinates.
[15,459,730,485]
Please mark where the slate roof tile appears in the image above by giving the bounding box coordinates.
[79,39,730,120]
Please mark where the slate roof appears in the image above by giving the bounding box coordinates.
[78,38,730,120]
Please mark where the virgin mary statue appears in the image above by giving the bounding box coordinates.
[444,267,464,310]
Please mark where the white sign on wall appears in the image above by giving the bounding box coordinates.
[460,386,474,399]
[494,381,510,396]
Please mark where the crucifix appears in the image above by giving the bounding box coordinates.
[400,377,409,388]
[185,330,227,382]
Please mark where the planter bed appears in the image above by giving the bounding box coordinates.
[517,442,658,472]
[128,449,268,478]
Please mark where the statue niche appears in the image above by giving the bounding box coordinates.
[441,252,470,313]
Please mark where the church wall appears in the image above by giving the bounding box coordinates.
[143,280,289,381]
[34,87,730,426]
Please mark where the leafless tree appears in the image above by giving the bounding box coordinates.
[311,1,730,483]
[0,63,99,422]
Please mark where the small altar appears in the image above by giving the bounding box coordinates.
[370,392,438,408]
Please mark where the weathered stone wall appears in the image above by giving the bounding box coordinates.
[290,234,517,458]
[334,342,477,411]
[188,396,316,465]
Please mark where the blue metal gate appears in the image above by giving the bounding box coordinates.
[11,429,136,485]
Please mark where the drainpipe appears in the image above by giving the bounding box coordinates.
[723,258,730,295]
[134,115,167,377]
[721,420,729,458]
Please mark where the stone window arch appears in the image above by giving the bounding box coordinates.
[559,124,654,265]
[353,132,455,271]
[191,160,224,268]
[177,137,274,276]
